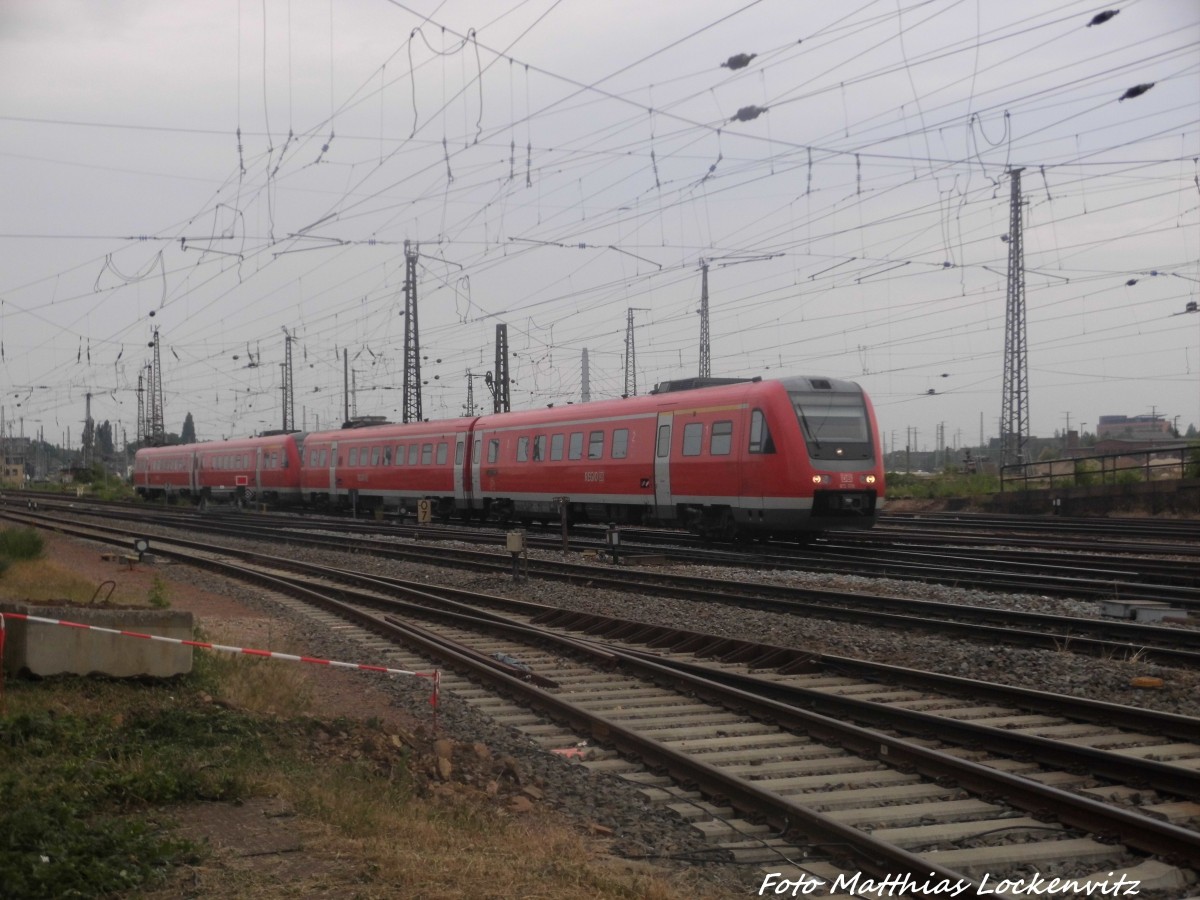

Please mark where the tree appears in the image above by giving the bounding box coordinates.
[180,413,196,444]
[95,420,115,457]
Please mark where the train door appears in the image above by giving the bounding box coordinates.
[471,432,484,499]
[328,441,339,500]
[254,448,263,497]
[453,434,471,510]
[740,408,771,511]
[654,412,673,515]
[190,451,199,495]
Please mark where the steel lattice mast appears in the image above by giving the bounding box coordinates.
[149,329,165,446]
[401,241,422,423]
[281,330,295,432]
[698,260,711,379]
[136,370,145,447]
[82,393,94,467]
[1000,167,1029,466]
[493,324,510,413]
[623,308,648,396]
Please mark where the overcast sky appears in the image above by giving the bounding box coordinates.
[1,0,1198,456]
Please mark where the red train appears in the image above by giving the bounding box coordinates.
[133,375,885,537]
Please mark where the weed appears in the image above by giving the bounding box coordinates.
[147,574,170,608]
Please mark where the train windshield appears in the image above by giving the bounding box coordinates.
[788,391,873,460]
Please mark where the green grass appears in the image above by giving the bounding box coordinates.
[0,651,721,900]
[0,653,362,899]
[884,471,1000,500]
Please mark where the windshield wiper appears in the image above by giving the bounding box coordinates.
[796,405,821,450]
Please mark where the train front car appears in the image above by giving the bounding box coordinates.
[766,375,883,533]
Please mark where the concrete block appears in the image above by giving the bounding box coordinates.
[0,603,193,677]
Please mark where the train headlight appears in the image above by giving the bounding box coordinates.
[864,474,877,484]
[812,475,822,484]
[812,474,831,485]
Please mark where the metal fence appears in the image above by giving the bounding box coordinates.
[999,444,1199,492]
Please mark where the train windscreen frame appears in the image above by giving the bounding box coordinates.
[789,390,874,461]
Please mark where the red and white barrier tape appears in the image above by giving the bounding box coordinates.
[0,612,440,724]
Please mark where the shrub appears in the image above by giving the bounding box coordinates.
[0,527,44,562]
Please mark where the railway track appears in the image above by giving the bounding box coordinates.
[11,492,1200,607]
[880,510,1200,542]
[7,505,1200,670]
[13,512,1200,893]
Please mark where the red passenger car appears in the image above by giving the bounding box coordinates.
[133,433,304,505]
[133,374,883,537]
[298,419,474,515]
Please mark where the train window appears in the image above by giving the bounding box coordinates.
[711,421,733,455]
[657,424,670,457]
[408,444,420,465]
[320,450,328,467]
[612,428,629,459]
[517,437,529,462]
[533,435,546,461]
[393,445,403,466]
[550,434,564,461]
[371,447,381,466]
[588,431,604,459]
[488,439,499,463]
[383,447,392,465]
[474,438,482,466]
[682,423,703,456]
[568,432,584,460]
[421,444,433,465]
[790,391,870,444]
[349,448,358,466]
[436,443,448,465]
[455,441,464,465]
[749,409,776,454]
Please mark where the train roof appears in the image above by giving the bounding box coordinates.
[135,432,306,455]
